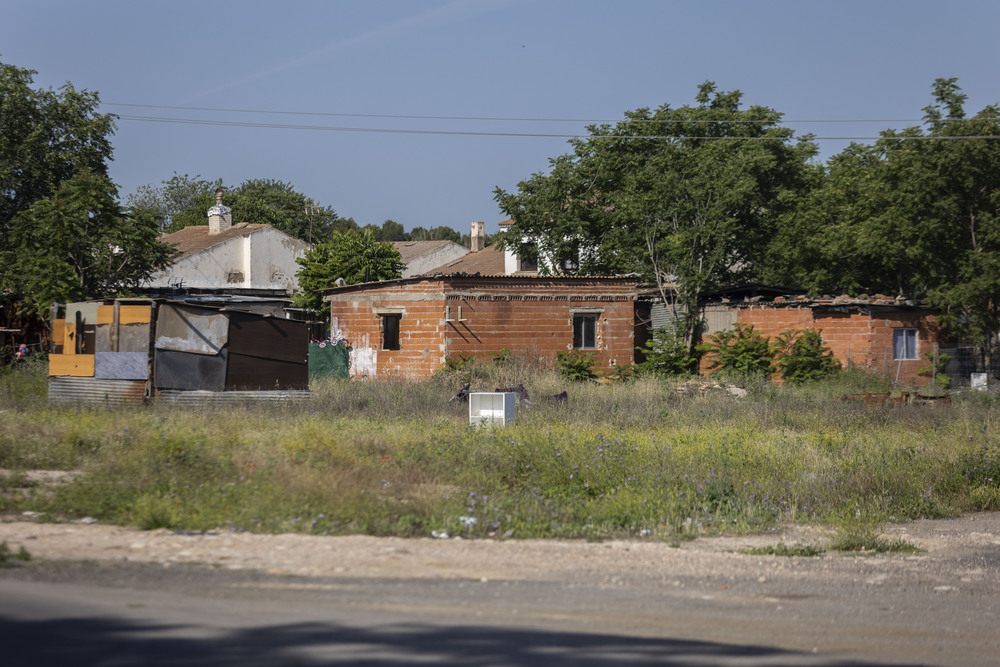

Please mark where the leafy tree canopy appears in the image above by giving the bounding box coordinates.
[126,172,221,229]
[766,78,1000,345]
[495,82,817,347]
[293,228,404,316]
[140,177,343,242]
[0,60,115,251]
[2,171,174,320]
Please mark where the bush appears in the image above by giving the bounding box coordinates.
[636,327,695,376]
[699,323,773,377]
[773,329,841,384]
[918,350,951,392]
[556,350,597,381]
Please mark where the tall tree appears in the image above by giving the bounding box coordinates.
[769,79,1000,348]
[153,178,342,242]
[0,61,115,253]
[293,228,403,316]
[126,172,221,229]
[495,83,816,347]
[2,171,174,319]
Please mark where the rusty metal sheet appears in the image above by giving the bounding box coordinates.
[225,352,308,391]
[48,377,146,406]
[154,304,229,355]
[153,348,228,391]
[95,352,148,380]
[226,312,308,364]
[156,389,311,405]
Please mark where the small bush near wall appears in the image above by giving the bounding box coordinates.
[635,327,695,377]
[699,323,773,378]
[556,350,598,381]
[773,330,841,384]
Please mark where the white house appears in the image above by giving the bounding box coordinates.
[146,190,311,295]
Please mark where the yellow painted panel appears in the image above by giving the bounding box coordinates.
[52,320,66,351]
[64,322,77,354]
[49,354,95,377]
[97,305,152,325]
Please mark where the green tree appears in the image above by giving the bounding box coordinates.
[769,79,1000,352]
[1,171,174,320]
[157,178,342,242]
[409,225,462,243]
[0,61,115,254]
[374,219,407,242]
[126,172,220,229]
[293,228,404,316]
[496,83,816,350]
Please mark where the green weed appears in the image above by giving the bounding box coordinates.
[741,543,825,557]
[0,541,32,567]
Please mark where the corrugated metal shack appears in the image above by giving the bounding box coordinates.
[48,298,310,406]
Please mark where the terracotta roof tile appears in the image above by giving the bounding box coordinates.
[425,245,506,275]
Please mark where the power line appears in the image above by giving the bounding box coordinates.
[115,114,1000,142]
[104,101,970,126]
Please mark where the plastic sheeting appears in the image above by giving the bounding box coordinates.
[308,341,350,379]
[154,304,228,355]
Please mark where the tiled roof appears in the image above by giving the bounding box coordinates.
[391,240,463,264]
[426,245,506,275]
[160,224,271,260]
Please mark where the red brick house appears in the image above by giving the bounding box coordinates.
[698,295,946,386]
[324,275,641,379]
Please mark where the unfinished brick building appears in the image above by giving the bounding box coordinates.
[699,295,946,386]
[324,275,641,379]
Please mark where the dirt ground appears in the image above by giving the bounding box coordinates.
[2,479,1000,665]
[1,509,998,584]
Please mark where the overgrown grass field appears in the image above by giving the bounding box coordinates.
[2,356,1000,545]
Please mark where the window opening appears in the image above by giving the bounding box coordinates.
[893,328,917,360]
[573,314,597,349]
[382,314,401,350]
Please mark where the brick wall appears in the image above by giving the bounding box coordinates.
[711,303,942,386]
[327,277,639,379]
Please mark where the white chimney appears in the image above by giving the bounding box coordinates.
[470,220,485,252]
[207,188,233,234]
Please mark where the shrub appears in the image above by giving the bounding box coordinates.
[773,329,841,384]
[699,323,773,377]
[556,350,597,380]
[636,327,695,377]
[917,350,951,392]
[442,353,477,372]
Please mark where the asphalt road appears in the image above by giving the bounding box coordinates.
[1,513,998,666]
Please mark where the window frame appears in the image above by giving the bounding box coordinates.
[381,313,401,351]
[892,327,917,360]
[572,313,598,350]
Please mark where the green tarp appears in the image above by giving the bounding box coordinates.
[308,341,349,379]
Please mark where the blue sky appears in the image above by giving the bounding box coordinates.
[4,0,998,234]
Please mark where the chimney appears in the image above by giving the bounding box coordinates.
[207,188,233,234]
[470,220,485,252]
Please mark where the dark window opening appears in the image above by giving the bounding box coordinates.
[573,314,597,349]
[382,314,401,350]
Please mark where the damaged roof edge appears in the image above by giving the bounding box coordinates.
[319,273,644,298]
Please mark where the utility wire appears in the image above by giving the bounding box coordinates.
[104,101,981,126]
[115,114,1000,141]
